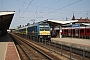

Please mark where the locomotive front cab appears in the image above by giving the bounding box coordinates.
[38,23,51,41]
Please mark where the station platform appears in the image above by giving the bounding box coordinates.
[0,34,20,60]
[51,37,90,52]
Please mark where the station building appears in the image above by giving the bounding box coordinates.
[72,15,90,23]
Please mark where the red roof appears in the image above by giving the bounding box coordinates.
[72,15,90,23]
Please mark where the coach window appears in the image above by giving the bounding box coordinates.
[87,29,90,33]
[81,29,84,33]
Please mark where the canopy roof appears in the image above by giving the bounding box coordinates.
[42,19,78,27]
[0,11,15,30]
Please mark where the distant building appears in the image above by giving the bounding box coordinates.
[72,15,90,23]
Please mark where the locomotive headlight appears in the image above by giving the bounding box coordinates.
[48,36,50,38]
[40,36,43,38]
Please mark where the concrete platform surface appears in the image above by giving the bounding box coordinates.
[0,42,7,60]
[0,34,20,60]
[51,37,90,52]
[51,37,90,46]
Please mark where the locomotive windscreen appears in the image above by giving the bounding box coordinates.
[39,24,50,31]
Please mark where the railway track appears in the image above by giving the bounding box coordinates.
[41,41,90,60]
[10,34,52,60]
[11,33,90,60]
[34,39,90,60]
[45,42,90,60]
[10,33,68,60]
[24,35,90,60]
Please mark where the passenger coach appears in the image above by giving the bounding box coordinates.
[62,24,90,38]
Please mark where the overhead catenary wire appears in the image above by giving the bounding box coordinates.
[18,0,33,20]
[40,0,82,17]
[20,0,62,23]
[27,0,83,21]
[42,0,61,11]
[15,0,85,20]
[15,0,48,9]
[14,0,33,26]
[16,0,26,20]
[30,0,61,19]
[13,0,88,28]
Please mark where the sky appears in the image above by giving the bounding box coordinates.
[0,0,90,29]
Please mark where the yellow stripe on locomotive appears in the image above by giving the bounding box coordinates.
[40,31,50,35]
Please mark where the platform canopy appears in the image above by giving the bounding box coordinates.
[0,11,15,30]
[42,19,78,27]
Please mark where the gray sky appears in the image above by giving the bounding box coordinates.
[0,0,90,29]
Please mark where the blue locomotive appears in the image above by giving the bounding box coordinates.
[14,22,51,41]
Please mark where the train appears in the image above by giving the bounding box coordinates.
[14,22,51,42]
[62,26,90,38]
[51,24,90,38]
